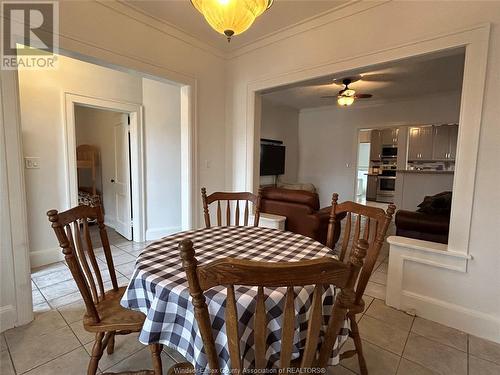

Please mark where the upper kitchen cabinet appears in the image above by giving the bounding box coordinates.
[448,124,458,159]
[381,128,399,145]
[370,129,381,161]
[408,125,433,161]
[432,124,459,160]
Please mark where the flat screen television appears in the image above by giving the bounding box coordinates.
[260,141,285,176]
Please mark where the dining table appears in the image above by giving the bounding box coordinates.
[121,225,350,371]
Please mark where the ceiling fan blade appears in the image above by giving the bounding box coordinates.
[358,73,398,82]
[355,94,373,99]
[320,95,338,99]
[332,74,362,85]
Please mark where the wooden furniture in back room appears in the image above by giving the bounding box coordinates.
[76,144,102,210]
[172,232,370,373]
[326,194,395,375]
[201,187,261,227]
[47,205,163,375]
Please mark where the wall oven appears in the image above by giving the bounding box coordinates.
[376,170,396,203]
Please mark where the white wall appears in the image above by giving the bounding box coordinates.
[297,93,461,206]
[75,106,123,227]
[18,53,143,266]
[226,1,500,341]
[260,98,299,185]
[142,78,182,239]
[18,53,183,267]
[2,0,225,328]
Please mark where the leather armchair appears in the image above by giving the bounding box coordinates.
[260,187,344,246]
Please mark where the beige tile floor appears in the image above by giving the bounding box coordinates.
[1,227,499,374]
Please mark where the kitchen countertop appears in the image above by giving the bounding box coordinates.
[396,169,454,174]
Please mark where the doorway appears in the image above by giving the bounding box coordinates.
[65,94,145,242]
[74,106,133,240]
[355,130,371,203]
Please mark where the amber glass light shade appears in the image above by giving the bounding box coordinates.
[191,0,273,41]
[337,95,355,106]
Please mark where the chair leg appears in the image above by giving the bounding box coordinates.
[107,331,116,355]
[88,332,105,375]
[350,318,368,375]
[149,343,163,375]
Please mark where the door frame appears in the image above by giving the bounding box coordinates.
[246,23,490,257]
[0,71,33,330]
[64,94,146,242]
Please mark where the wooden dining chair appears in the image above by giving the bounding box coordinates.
[170,236,371,374]
[201,187,262,228]
[47,205,163,375]
[326,194,395,375]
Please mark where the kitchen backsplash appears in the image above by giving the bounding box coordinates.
[407,160,455,171]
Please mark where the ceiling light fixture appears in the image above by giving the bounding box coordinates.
[191,0,273,42]
[337,95,355,106]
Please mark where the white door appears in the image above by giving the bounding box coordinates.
[112,114,132,240]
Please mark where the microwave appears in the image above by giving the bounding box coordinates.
[381,146,398,158]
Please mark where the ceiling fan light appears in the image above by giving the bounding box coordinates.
[191,0,273,41]
[337,95,355,106]
[343,88,356,97]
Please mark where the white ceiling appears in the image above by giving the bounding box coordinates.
[123,0,350,51]
[261,50,466,109]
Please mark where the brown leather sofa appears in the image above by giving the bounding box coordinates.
[395,191,452,244]
[395,210,450,244]
[260,187,344,246]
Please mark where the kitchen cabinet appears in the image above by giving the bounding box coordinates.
[408,125,433,161]
[432,124,459,160]
[381,128,399,145]
[366,175,378,201]
[370,130,381,161]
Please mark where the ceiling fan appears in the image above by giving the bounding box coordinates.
[321,77,373,106]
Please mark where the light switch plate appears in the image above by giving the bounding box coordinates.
[24,157,40,169]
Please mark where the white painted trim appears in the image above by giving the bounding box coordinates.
[146,226,183,241]
[109,0,225,60]
[386,239,499,343]
[104,219,117,230]
[64,93,146,242]
[246,24,490,256]
[387,236,472,260]
[396,291,500,344]
[0,306,17,333]
[180,84,197,230]
[228,1,390,59]
[0,71,33,328]
[104,0,376,60]
[29,248,65,269]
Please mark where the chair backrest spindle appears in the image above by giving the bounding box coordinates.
[201,188,262,228]
[254,286,267,369]
[47,205,120,324]
[326,194,396,303]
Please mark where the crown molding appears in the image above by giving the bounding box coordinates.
[226,0,391,59]
[97,0,227,60]
[99,0,389,61]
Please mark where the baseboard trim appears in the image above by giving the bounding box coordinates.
[146,226,182,241]
[104,219,116,230]
[30,247,65,268]
[0,305,16,333]
[398,291,500,343]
